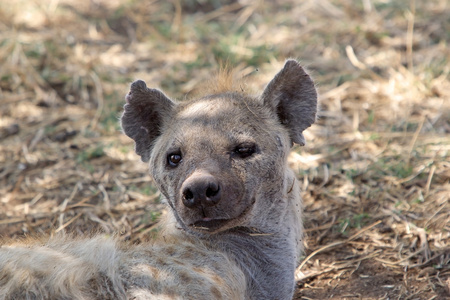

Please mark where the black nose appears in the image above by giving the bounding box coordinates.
[181,174,221,209]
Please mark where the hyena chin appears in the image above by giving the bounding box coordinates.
[0,59,317,300]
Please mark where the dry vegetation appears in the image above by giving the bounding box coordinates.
[0,0,449,299]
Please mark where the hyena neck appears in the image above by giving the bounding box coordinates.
[230,177,301,298]
[213,177,301,299]
[214,230,298,299]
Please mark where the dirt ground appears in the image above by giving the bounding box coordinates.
[0,0,449,299]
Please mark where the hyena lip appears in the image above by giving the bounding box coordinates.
[190,218,231,231]
[187,197,256,232]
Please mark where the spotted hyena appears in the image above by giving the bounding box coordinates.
[0,59,317,300]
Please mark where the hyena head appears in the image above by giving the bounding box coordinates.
[121,60,317,236]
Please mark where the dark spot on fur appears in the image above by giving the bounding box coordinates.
[210,286,223,299]
[166,246,176,256]
[177,270,192,283]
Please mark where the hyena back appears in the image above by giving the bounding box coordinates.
[0,60,317,300]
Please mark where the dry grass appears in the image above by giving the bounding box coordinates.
[0,0,449,299]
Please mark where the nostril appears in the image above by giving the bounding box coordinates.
[206,183,219,198]
[184,189,194,200]
[205,183,220,207]
[182,188,195,208]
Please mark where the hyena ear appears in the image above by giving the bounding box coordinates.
[261,60,317,146]
[121,80,175,162]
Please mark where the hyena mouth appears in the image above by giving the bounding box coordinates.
[190,218,230,231]
[189,197,256,232]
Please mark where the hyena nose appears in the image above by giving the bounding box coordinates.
[181,174,221,209]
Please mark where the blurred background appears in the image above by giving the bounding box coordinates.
[0,0,449,298]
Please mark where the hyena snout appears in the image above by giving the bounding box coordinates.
[181,172,221,209]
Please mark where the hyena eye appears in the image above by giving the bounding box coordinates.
[234,143,256,159]
[167,152,182,167]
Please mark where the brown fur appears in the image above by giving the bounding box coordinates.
[0,60,317,300]
[194,62,244,96]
